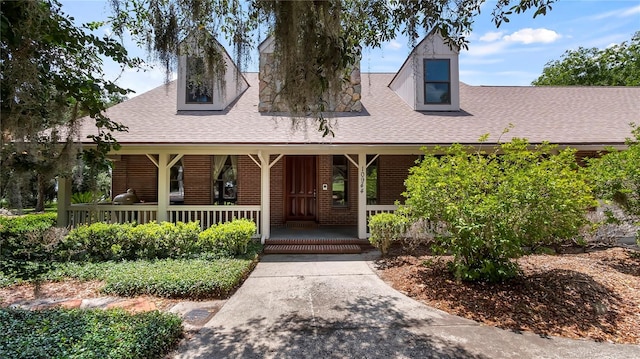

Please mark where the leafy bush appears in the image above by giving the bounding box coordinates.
[60,222,135,261]
[198,218,256,256]
[0,212,57,237]
[402,139,596,282]
[588,124,640,243]
[0,213,62,280]
[47,256,260,299]
[0,308,182,359]
[368,213,408,256]
[62,221,201,261]
[131,221,200,259]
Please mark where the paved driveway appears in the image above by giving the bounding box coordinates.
[175,253,640,359]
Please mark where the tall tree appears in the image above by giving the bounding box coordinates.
[532,32,640,86]
[0,0,139,212]
[109,0,556,121]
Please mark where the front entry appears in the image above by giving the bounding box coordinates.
[284,156,317,221]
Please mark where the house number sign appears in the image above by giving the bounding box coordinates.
[360,167,365,194]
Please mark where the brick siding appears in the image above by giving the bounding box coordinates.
[378,155,419,205]
[182,155,212,205]
[238,155,261,205]
[270,155,284,226]
[111,155,158,202]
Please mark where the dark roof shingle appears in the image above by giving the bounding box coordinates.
[79,73,640,146]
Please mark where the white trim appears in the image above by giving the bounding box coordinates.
[247,154,261,168]
[357,152,367,239]
[268,153,284,169]
[258,151,271,242]
[145,154,159,168]
[344,154,359,167]
[157,153,169,222]
[167,154,184,169]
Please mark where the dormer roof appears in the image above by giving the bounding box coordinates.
[389,30,460,111]
[176,35,249,111]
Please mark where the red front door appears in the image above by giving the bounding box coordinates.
[285,156,317,221]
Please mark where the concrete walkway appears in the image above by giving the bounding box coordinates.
[174,253,640,359]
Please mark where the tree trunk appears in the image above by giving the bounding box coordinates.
[35,173,45,212]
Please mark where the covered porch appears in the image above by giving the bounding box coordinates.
[57,145,418,243]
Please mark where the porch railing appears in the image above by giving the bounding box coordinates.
[365,205,398,236]
[67,204,158,228]
[166,205,261,234]
[66,204,261,236]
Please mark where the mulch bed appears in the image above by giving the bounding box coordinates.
[374,246,640,344]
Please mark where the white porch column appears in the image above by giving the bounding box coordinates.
[358,152,368,239]
[157,153,169,222]
[56,177,71,227]
[258,151,270,243]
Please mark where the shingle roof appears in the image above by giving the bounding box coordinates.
[79,73,640,146]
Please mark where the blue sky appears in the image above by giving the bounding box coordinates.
[61,0,640,97]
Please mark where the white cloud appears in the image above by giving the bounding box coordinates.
[503,28,561,44]
[621,5,640,17]
[479,31,504,42]
[386,39,403,50]
[464,41,508,57]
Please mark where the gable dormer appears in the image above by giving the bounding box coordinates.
[389,31,460,111]
[177,36,249,111]
[257,36,362,113]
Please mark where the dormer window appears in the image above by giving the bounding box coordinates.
[176,37,248,111]
[424,59,451,105]
[388,31,460,111]
[186,57,213,104]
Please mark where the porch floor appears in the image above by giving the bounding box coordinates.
[265,226,373,254]
[269,225,359,240]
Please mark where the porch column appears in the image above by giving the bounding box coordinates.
[56,177,71,227]
[157,153,169,222]
[258,151,270,243]
[358,152,368,239]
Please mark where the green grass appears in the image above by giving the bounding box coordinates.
[0,308,182,359]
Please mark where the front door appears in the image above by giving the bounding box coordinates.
[285,156,317,221]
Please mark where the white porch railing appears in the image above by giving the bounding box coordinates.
[167,205,261,234]
[67,204,158,228]
[365,205,398,236]
[67,204,261,236]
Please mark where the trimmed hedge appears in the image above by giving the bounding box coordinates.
[0,308,182,359]
[45,242,262,298]
[198,218,256,256]
[61,221,202,261]
[60,219,256,262]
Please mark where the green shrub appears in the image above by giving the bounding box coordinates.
[198,218,256,256]
[0,212,57,237]
[368,213,408,256]
[61,222,135,261]
[403,139,596,282]
[0,308,182,359]
[588,124,640,245]
[0,213,62,280]
[132,221,200,259]
[63,221,201,261]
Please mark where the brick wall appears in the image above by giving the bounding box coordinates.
[378,155,419,205]
[270,155,284,226]
[317,155,358,225]
[111,155,158,202]
[237,155,261,205]
[182,155,212,205]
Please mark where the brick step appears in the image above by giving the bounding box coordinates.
[265,238,370,245]
[263,244,362,254]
